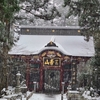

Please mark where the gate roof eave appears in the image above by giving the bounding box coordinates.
[9,35,95,57]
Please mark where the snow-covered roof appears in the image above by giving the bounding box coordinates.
[9,35,95,57]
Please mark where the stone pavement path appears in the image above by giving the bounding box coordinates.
[28,93,67,100]
[44,95,56,100]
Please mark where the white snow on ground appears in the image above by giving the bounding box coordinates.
[82,91,100,100]
[56,94,67,100]
[0,87,100,100]
[0,91,100,100]
[22,93,67,100]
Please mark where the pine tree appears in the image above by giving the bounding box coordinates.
[15,0,61,25]
[63,0,100,89]
[0,0,20,95]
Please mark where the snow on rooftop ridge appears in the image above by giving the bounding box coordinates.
[50,36,55,42]
[36,41,72,56]
[9,35,94,57]
[37,46,72,56]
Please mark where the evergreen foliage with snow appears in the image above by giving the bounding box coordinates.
[63,0,100,90]
[0,0,20,95]
[14,0,78,26]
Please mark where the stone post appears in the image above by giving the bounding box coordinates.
[61,82,65,100]
[15,71,21,93]
[33,82,37,92]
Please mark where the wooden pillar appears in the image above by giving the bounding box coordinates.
[26,60,30,90]
[71,59,77,90]
[39,67,43,91]
[60,68,63,91]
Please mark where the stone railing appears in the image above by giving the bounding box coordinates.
[4,93,22,100]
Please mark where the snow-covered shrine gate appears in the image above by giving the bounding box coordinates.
[9,26,94,92]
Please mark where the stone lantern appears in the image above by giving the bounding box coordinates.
[15,71,21,93]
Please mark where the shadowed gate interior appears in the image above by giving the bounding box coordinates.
[43,69,60,93]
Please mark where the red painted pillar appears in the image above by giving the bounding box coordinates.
[26,60,30,90]
[60,68,63,91]
[39,67,43,91]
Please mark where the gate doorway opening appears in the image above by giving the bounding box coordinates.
[43,69,60,93]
